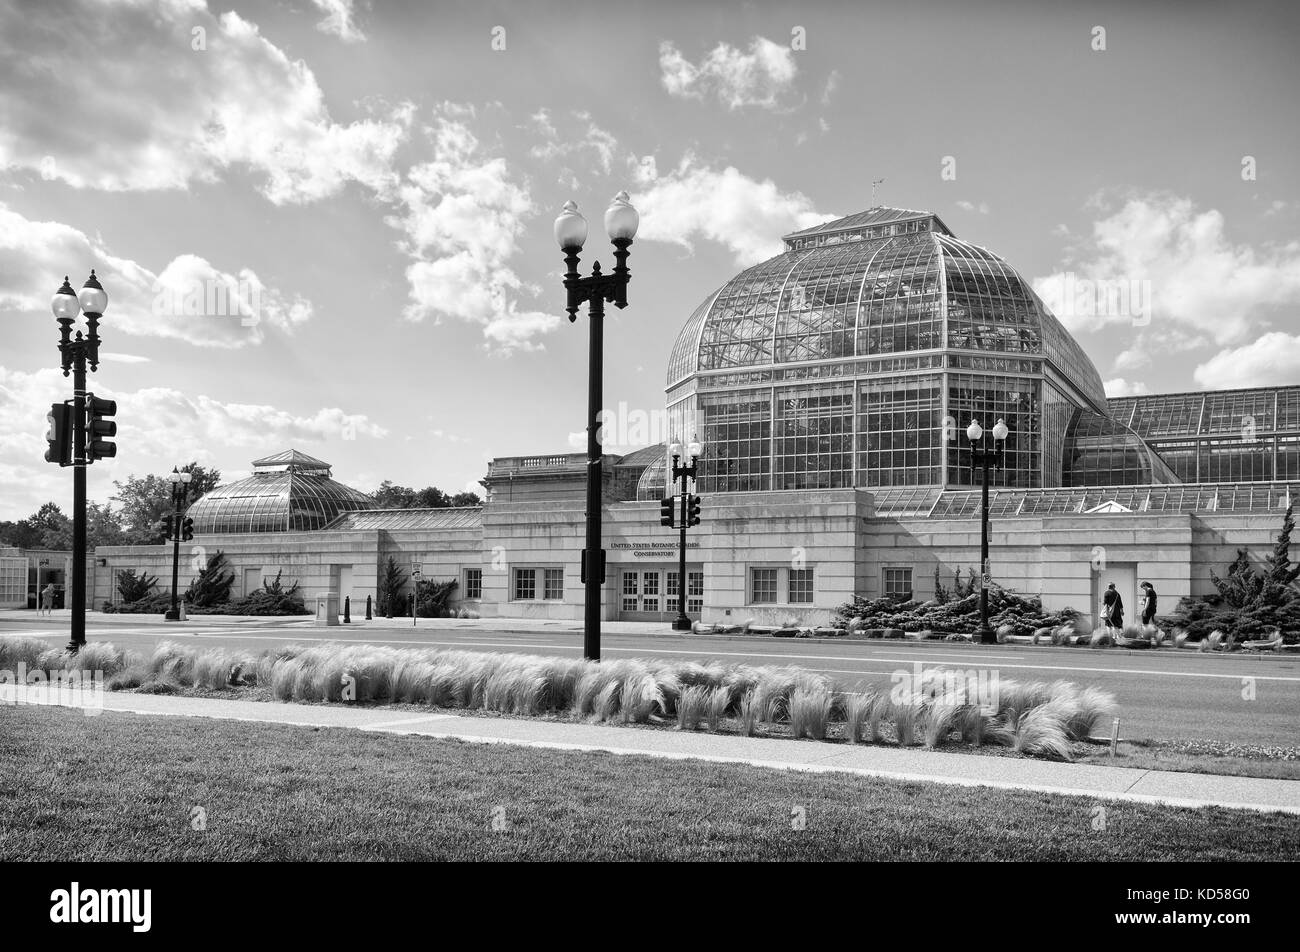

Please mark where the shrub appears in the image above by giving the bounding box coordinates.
[115,569,158,604]
[789,685,832,740]
[184,551,235,607]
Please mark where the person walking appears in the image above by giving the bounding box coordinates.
[1139,581,1158,626]
[40,582,55,616]
[1101,582,1124,632]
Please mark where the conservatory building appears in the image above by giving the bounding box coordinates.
[82,207,1299,629]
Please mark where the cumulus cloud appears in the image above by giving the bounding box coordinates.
[956,200,990,215]
[1103,378,1152,397]
[529,110,618,176]
[632,154,833,265]
[659,37,798,110]
[388,106,557,353]
[1193,333,1300,390]
[0,204,311,347]
[1033,193,1300,343]
[0,0,408,203]
[311,0,366,43]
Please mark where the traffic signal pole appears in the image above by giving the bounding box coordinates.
[677,485,688,629]
[168,513,182,621]
[69,352,87,652]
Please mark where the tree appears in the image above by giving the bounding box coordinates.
[370,482,481,510]
[185,550,236,607]
[112,462,221,544]
[116,568,159,604]
[0,501,124,550]
[379,556,409,616]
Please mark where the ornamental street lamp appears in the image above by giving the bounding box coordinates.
[164,468,194,621]
[50,272,111,654]
[554,191,639,662]
[967,417,1009,644]
[667,439,704,631]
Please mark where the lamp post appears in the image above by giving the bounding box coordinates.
[554,191,639,662]
[164,468,193,621]
[966,417,1009,644]
[668,439,703,631]
[50,272,109,654]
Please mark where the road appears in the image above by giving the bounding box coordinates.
[3,614,1297,747]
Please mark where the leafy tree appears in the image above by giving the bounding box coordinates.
[0,501,124,550]
[378,556,409,616]
[371,482,481,510]
[112,462,221,545]
[115,568,159,603]
[415,578,458,617]
[185,550,236,607]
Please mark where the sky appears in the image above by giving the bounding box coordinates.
[1,0,1298,520]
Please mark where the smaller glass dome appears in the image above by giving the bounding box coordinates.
[186,449,376,534]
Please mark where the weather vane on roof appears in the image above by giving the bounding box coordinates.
[871,178,884,205]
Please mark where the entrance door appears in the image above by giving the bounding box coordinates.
[1093,562,1136,629]
[618,566,703,621]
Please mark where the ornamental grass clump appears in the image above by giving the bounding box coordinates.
[1012,696,1076,760]
[788,684,833,740]
[0,635,51,671]
[677,685,707,731]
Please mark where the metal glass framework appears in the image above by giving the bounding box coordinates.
[1107,387,1300,483]
[666,207,1158,493]
[926,482,1297,518]
[325,508,483,531]
[187,452,376,534]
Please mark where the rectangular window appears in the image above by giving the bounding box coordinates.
[789,569,814,603]
[543,568,564,601]
[687,571,704,614]
[621,571,639,612]
[641,571,660,612]
[513,568,536,601]
[883,567,913,601]
[751,568,778,604]
[463,568,482,600]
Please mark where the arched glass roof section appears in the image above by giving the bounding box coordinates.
[187,450,376,534]
[1061,409,1181,487]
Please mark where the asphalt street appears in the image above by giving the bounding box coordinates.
[3,613,1297,747]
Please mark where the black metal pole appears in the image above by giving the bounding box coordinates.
[978,454,993,644]
[674,464,689,631]
[168,511,181,620]
[68,353,86,652]
[583,292,604,661]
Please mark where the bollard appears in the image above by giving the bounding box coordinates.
[343,595,351,624]
[409,592,416,627]
[365,594,372,620]
[1110,717,1120,757]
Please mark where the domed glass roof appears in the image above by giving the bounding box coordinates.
[667,206,1105,408]
[186,449,376,534]
[663,207,1171,493]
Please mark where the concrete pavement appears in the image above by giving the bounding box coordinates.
[2,682,1297,815]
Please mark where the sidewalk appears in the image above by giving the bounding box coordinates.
[4,684,1296,814]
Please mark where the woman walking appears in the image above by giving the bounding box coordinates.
[40,582,55,616]
[1139,581,1158,626]
[1101,582,1124,632]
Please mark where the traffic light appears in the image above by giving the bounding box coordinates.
[44,402,72,466]
[687,494,702,527]
[181,516,194,542]
[86,394,117,463]
[659,496,675,528]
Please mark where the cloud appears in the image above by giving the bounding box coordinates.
[0,204,311,347]
[529,110,619,177]
[1193,333,1300,390]
[1103,377,1152,397]
[0,364,385,518]
[0,0,408,203]
[956,200,990,215]
[820,71,840,106]
[311,0,366,43]
[632,154,833,265]
[659,37,798,110]
[389,106,556,353]
[1033,193,1300,343]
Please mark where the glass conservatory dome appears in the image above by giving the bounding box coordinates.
[186,449,376,534]
[664,206,1172,493]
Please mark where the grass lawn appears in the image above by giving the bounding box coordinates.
[1,706,1296,861]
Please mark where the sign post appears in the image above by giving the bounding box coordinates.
[411,565,422,627]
